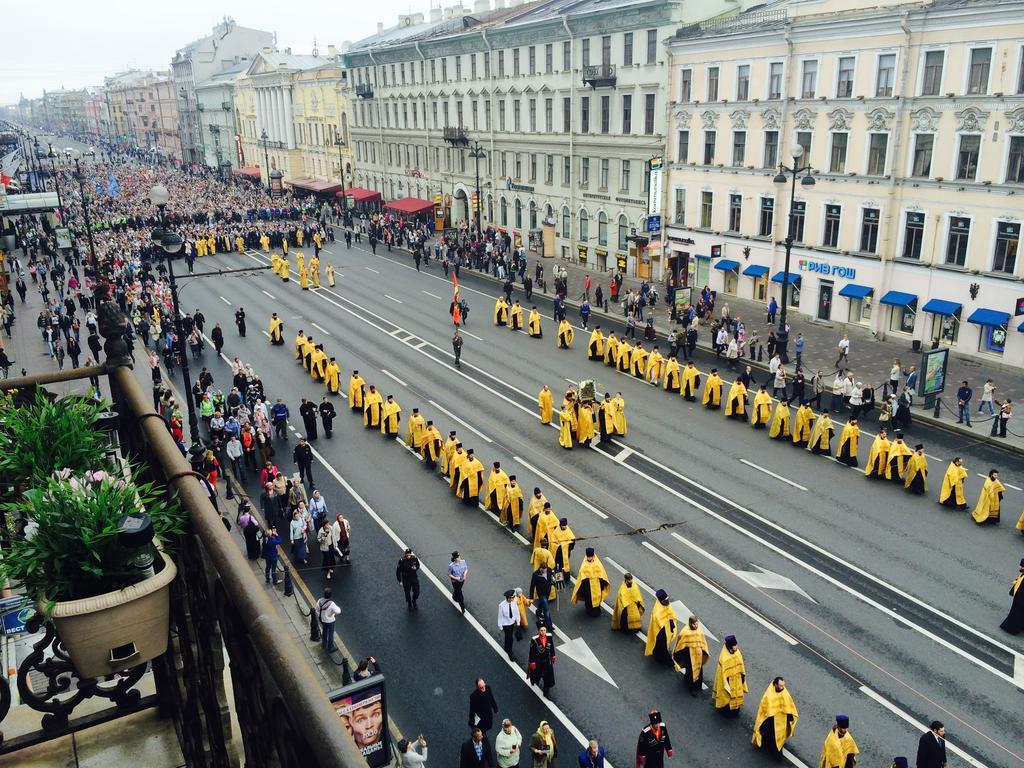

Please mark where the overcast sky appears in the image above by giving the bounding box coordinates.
[2,0,425,104]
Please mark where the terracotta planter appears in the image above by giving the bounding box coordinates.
[48,551,177,678]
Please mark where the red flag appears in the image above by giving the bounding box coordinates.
[451,274,461,326]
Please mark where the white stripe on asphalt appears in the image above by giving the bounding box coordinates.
[219,295,231,305]
[365,266,380,273]
[428,399,493,443]
[512,455,608,520]
[740,458,808,491]
[384,294,403,304]
[459,329,484,341]
[311,323,331,336]
[380,369,407,388]
[261,290,276,300]
[422,290,443,300]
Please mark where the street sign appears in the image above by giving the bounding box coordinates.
[646,215,661,232]
[647,156,664,216]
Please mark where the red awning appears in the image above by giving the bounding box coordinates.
[385,197,434,216]
[286,177,342,194]
[233,166,262,178]
[339,186,382,203]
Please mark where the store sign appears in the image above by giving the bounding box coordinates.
[646,215,661,232]
[1015,296,1024,316]
[647,156,664,216]
[798,258,856,279]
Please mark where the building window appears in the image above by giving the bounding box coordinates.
[679,68,692,102]
[868,133,889,175]
[580,157,590,185]
[601,36,611,66]
[470,54,477,80]
[500,197,508,226]
[563,41,571,71]
[956,135,980,180]
[530,153,537,181]
[582,39,590,68]
[737,64,750,100]
[623,32,633,66]
[823,204,841,247]
[703,130,716,164]
[801,60,817,98]
[501,151,508,177]
[728,194,742,232]
[860,207,880,253]
[600,96,610,133]
[677,130,689,163]
[529,46,536,75]
[790,201,806,242]
[545,98,553,132]
[903,211,924,259]
[546,154,554,184]
[513,49,522,76]
[530,201,538,229]
[620,159,631,191]
[922,50,944,96]
[563,156,570,185]
[455,57,462,81]
[545,43,553,74]
[967,48,991,95]
[912,134,934,177]
[943,216,972,265]
[700,191,713,228]
[763,130,779,168]
[598,212,608,245]
[674,188,686,225]
[644,94,655,134]
[580,96,589,133]
[646,29,657,64]
[876,53,896,97]
[618,215,629,249]
[1006,136,1024,183]
[513,99,521,132]
[992,221,1020,273]
[498,51,505,77]
[499,99,506,131]
[707,66,719,101]
[830,133,848,173]
[515,199,522,228]
[759,198,774,236]
[561,207,570,238]
[732,131,746,165]
[515,153,522,179]
[622,95,632,133]
[579,209,589,240]
[529,99,537,132]
[837,56,855,97]
[768,62,783,99]
[796,131,812,161]
[600,158,609,189]
[563,97,571,132]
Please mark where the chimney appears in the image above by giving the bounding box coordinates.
[327,44,337,60]
[473,0,490,11]
[412,12,425,23]
[430,7,443,22]
[377,22,384,34]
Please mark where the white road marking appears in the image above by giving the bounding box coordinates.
[219,295,231,305]
[422,290,443,300]
[414,341,428,350]
[513,455,608,519]
[459,329,484,341]
[859,686,989,767]
[782,749,812,768]
[365,266,380,273]
[311,323,331,336]
[613,447,635,464]
[739,458,808,491]
[262,330,271,338]
[396,438,424,461]
[428,399,493,443]
[261,290,276,300]
[384,294,403,304]
[642,542,798,645]
[303,442,609,762]
[380,369,407,387]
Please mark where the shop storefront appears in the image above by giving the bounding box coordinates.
[921,299,962,346]
[967,308,1011,357]
[742,265,769,301]
[771,271,801,308]
[837,283,873,325]
[880,290,918,336]
[713,259,740,295]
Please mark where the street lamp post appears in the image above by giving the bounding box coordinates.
[772,145,816,365]
[46,142,65,222]
[468,141,486,237]
[149,184,203,455]
[71,158,99,283]
[260,129,271,193]
[209,124,223,179]
[334,134,347,221]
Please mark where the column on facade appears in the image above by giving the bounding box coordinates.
[258,89,268,138]
[276,88,287,146]
[283,86,296,150]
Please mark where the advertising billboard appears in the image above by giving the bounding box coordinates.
[329,674,391,768]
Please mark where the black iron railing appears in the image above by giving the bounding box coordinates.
[582,64,617,87]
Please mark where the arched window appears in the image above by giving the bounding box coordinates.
[598,211,608,245]
[529,201,538,229]
[579,209,589,241]
[500,197,508,226]
[561,206,570,238]
[545,203,553,221]
[618,214,629,250]
[514,199,523,228]
[487,194,493,224]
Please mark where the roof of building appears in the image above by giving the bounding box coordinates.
[196,63,249,89]
[257,52,327,70]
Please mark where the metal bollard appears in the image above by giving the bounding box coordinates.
[342,657,352,685]
[933,396,941,418]
[225,474,234,501]
[283,563,294,597]
[309,611,321,642]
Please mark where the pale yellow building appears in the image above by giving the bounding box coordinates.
[292,55,354,191]
[665,0,1024,366]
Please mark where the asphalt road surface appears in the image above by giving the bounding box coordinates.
[172,230,1023,768]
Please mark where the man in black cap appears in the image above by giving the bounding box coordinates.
[299,397,318,440]
[498,589,519,660]
[396,549,421,611]
[527,623,556,697]
[293,436,314,488]
[636,710,673,768]
[819,714,859,768]
[1001,558,1024,634]
[916,721,947,768]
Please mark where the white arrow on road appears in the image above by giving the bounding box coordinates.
[735,565,818,603]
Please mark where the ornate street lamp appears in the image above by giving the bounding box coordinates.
[468,141,486,236]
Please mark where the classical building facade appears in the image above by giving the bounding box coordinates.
[665,0,1024,365]
[291,50,354,189]
[195,66,246,175]
[344,0,747,277]
[106,71,181,159]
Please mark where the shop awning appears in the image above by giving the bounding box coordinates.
[742,265,769,278]
[233,166,261,178]
[341,186,382,203]
[879,290,917,308]
[967,308,1011,327]
[837,284,873,299]
[385,197,435,216]
[713,259,740,272]
[771,271,801,284]
[921,299,962,317]
[1018,319,1024,332]
[286,178,342,194]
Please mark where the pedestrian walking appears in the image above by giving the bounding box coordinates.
[235,307,247,337]
[468,678,499,734]
[529,721,557,768]
[460,728,496,768]
[316,588,340,652]
[993,399,1012,438]
[916,721,947,768]
[319,396,337,438]
[835,333,850,369]
[272,398,289,439]
[293,435,315,487]
[449,550,468,613]
[526,624,556,697]
[397,548,421,610]
[211,323,224,354]
[397,737,429,768]
[979,378,995,415]
[299,397,318,440]
[498,590,520,660]
[767,296,777,324]
[578,740,606,768]
[453,329,464,368]
[262,526,282,584]
[956,380,973,426]
[635,710,673,768]
[889,359,902,397]
[495,719,522,768]
[793,333,804,369]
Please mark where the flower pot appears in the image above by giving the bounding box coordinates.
[48,551,177,678]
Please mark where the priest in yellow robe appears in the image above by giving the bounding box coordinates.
[807,410,834,455]
[643,589,678,664]
[663,356,681,393]
[260,233,270,252]
[646,346,665,385]
[528,489,549,540]
[405,407,426,451]
[972,469,1005,524]
[751,386,772,428]
[533,503,559,552]
[548,517,576,579]
[612,393,627,436]
[630,344,648,379]
[598,395,616,443]
[587,326,605,360]
[702,368,723,409]
[904,444,928,494]
[528,307,543,337]
[864,429,890,478]
[836,418,859,466]
[324,356,341,395]
[455,449,485,507]
[299,264,309,290]
[362,385,383,429]
[818,715,859,768]
[681,362,701,401]
[310,345,327,382]
[939,458,969,509]
[531,542,555,573]
[301,335,316,371]
[485,461,511,514]
[538,385,553,424]
[309,256,320,288]
[576,402,595,447]
[724,379,747,420]
[440,431,462,478]
[501,475,524,528]
[712,635,748,717]
[348,371,365,411]
[603,332,618,366]
[509,300,523,330]
[611,573,645,631]
[268,313,284,345]
[294,330,306,362]
[448,446,468,491]
[571,547,610,617]
[296,252,305,274]
[886,433,913,482]
[558,403,576,449]
[768,399,791,439]
[557,319,574,348]
[617,339,633,372]
[671,615,709,695]
[493,296,509,326]
[380,394,402,437]
[791,403,814,447]
[280,253,290,281]
[420,420,444,469]
[326,263,336,287]
[752,677,798,759]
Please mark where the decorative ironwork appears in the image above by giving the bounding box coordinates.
[354,84,374,99]
[582,64,617,87]
[442,126,469,145]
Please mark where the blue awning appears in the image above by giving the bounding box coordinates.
[771,271,801,284]
[921,299,962,317]
[713,259,741,272]
[838,284,873,299]
[879,290,917,308]
[1019,319,1024,332]
[967,308,1011,327]
[742,265,769,278]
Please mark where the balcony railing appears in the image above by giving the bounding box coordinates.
[442,126,469,145]
[582,64,617,87]
[354,83,374,99]
[0,362,366,768]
